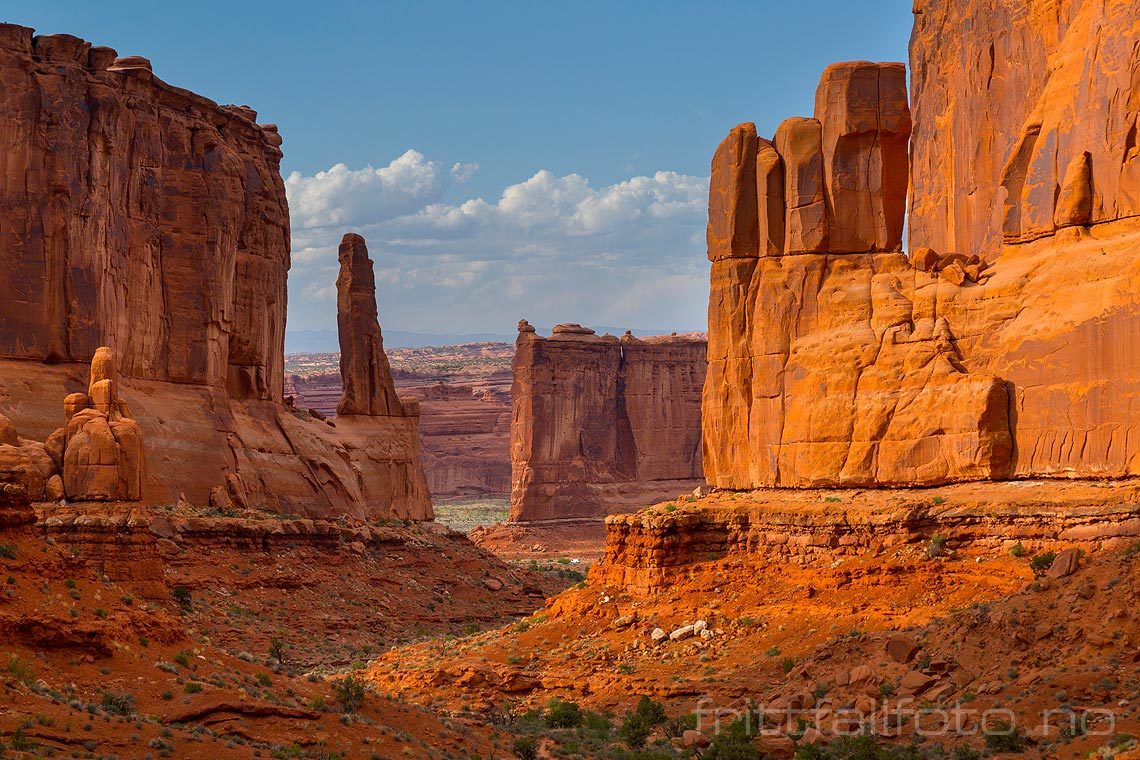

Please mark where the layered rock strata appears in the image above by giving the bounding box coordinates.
[0,26,430,519]
[596,482,1140,594]
[510,322,706,522]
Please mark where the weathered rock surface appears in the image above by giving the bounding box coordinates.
[511,322,706,522]
[336,234,404,417]
[0,482,35,528]
[53,348,146,501]
[0,25,287,399]
[0,26,430,520]
[704,32,1140,488]
[703,62,1016,488]
[910,0,1140,255]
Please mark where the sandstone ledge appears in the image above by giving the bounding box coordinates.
[594,480,1140,594]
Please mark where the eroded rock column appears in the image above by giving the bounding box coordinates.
[336,233,404,417]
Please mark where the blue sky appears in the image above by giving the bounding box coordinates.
[5,1,912,339]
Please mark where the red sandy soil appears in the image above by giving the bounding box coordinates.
[367,481,1140,758]
[471,519,608,564]
[0,503,583,758]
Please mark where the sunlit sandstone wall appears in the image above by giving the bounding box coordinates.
[703,1,1140,489]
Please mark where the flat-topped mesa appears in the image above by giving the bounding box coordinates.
[702,61,1014,490]
[510,322,706,522]
[336,234,405,417]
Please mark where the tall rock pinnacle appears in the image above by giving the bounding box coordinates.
[336,233,404,417]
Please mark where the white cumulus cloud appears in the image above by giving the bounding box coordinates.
[284,150,443,230]
[286,152,710,337]
[450,161,479,182]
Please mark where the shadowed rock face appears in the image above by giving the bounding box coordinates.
[336,234,404,417]
[705,4,1140,489]
[0,25,432,520]
[510,322,706,522]
[0,26,288,401]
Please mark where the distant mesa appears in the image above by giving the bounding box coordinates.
[510,322,707,523]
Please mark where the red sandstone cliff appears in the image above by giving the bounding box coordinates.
[703,2,1140,489]
[510,322,706,522]
[703,62,1011,489]
[909,0,1140,257]
[0,26,431,520]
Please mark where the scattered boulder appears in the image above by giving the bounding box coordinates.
[1046,548,1082,579]
[912,246,940,272]
[940,260,968,286]
[900,670,938,694]
[757,731,796,757]
[682,729,711,748]
[885,635,919,664]
[669,624,697,641]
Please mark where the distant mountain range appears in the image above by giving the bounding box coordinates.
[285,326,702,353]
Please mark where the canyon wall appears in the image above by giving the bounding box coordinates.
[286,364,512,500]
[704,2,1140,489]
[510,322,706,522]
[0,25,431,520]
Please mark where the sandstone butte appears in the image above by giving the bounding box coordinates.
[509,320,706,522]
[702,8,1140,490]
[0,26,430,520]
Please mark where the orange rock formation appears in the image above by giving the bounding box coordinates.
[510,321,706,522]
[0,25,430,520]
[702,41,1140,488]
